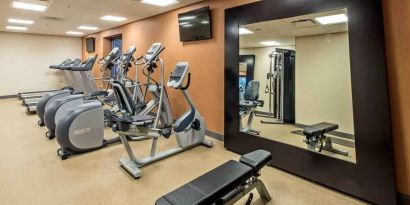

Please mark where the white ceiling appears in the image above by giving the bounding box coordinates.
[240,9,348,48]
[0,0,204,36]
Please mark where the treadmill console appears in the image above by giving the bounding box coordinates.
[167,62,189,88]
[144,43,163,63]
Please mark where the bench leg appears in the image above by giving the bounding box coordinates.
[256,179,272,203]
[323,137,349,156]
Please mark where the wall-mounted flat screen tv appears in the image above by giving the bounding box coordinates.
[86,37,95,53]
[178,6,212,42]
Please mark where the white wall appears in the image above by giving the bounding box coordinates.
[0,32,81,96]
[295,32,354,134]
[240,46,295,113]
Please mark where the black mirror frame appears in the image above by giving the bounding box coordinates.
[224,0,396,204]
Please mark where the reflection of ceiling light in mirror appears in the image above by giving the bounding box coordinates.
[239,28,253,35]
[78,26,99,30]
[141,0,178,7]
[12,1,47,12]
[101,15,127,22]
[201,20,209,24]
[8,18,34,25]
[179,22,190,25]
[179,16,196,21]
[6,25,28,30]
[260,41,280,46]
[182,24,193,28]
[66,31,84,35]
[315,14,348,25]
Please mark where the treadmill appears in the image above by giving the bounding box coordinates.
[18,59,74,101]
[24,58,82,113]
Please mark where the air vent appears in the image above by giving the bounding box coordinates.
[40,16,65,21]
[292,19,316,28]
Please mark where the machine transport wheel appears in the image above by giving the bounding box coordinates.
[38,120,45,127]
[57,149,68,160]
[45,131,55,140]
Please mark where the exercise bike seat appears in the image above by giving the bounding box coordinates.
[303,122,339,138]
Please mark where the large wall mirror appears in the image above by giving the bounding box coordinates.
[225,1,396,205]
[238,9,356,163]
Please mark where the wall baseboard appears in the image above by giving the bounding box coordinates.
[206,130,224,142]
[0,95,18,99]
[398,192,410,205]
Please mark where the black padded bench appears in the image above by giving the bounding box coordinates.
[303,122,348,156]
[155,150,272,205]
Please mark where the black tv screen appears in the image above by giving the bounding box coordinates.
[178,6,212,42]
[86,37,95,53]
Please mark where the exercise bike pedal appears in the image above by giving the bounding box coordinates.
[161,128,173,139]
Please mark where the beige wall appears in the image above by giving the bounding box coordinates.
[240,46,295,113]
[0,32,81,96]
[295,32,354,134]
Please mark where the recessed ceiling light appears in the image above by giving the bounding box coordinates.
[78,26,99,30]
[66,31,84,35]
[260,41,280,46]
[101,15,127,22]
[315,14,348,25]
[12,1,47,12]
[201,20,209,24]
[8,18,34,25]
[141,0,178,7]
[179,16,196,21]
[239,28,253,35]
[6,25,28,31]
[182,24,193,28]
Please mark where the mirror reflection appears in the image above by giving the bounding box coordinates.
[239,9,356,163]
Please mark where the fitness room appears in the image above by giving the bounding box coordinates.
[0,0,408,205]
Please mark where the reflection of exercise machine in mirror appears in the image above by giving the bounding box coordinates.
[238,55,263,135]
[256,49,295,124]
[240,81,264,135]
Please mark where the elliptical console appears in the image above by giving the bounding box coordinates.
[167,62,189,88]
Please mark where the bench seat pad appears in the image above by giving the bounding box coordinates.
[240,150,272,175]
[303,122,339,137]
[155,160,253,205]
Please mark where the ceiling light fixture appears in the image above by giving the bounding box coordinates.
[6,25,28,31]
[141,0,178,7]
[201,20,209,24]
[101,15,127,22]
[315,14,348,25]
[78,26,99,30]
[12,1,47,12]
[182,24,193,28]
[66,31,84,35]
[8,18,34,25]
[260,41,280,46]
[239,28,253,35]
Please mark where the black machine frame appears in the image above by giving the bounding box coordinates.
[224,0,396,204]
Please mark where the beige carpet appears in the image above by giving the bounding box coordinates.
[0,98,367,205]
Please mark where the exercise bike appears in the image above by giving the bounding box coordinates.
[109,61,213,178]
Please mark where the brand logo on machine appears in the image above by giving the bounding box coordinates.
[73,127,91,135]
